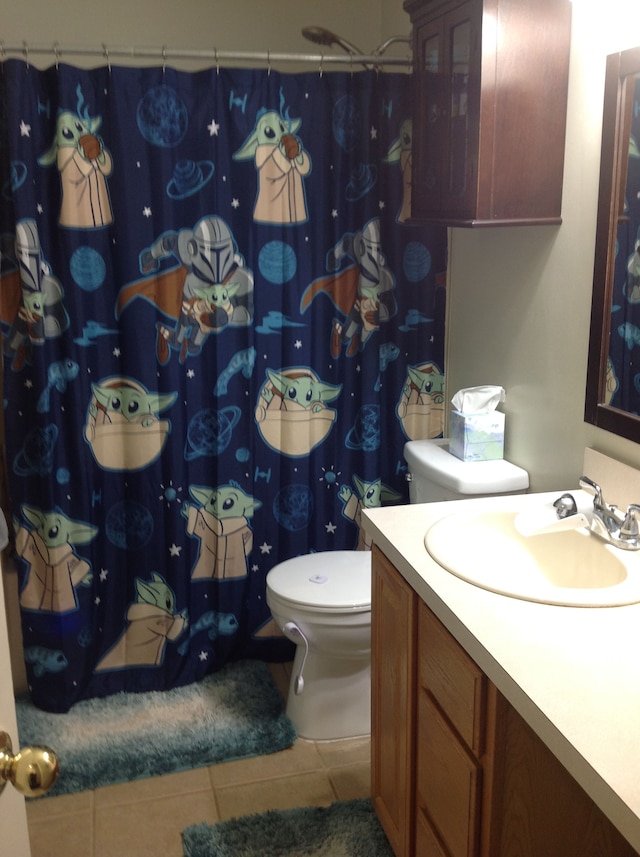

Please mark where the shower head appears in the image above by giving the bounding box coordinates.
[301,26,364,57]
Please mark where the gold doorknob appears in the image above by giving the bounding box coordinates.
[0,730,59,798]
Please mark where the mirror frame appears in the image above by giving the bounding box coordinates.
[585,46,640,443]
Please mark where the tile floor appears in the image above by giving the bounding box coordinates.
[25,663,372,857]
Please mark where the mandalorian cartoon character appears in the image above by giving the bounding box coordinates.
[116,215,253,363]
[384,118,413,224]
[300,218,396,358]
[1,220,69,371]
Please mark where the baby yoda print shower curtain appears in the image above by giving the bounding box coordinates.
[0,58,446,712]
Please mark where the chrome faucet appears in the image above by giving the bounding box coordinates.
[578,476,640,551]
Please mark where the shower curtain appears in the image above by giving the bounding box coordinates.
[0,57,447,712]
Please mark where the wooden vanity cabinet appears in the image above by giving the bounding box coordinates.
[403,0,572,226]
[371,545,639,857]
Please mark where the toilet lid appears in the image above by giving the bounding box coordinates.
[266,550,371,609]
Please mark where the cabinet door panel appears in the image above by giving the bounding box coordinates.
[417,692,481,857]
[416,809,450,857]
[419,601,485,753]
[371,546,417,857]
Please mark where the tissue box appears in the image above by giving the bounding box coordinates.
[449,410,505,462]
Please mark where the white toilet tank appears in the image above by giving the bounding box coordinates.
[404,438,529,503]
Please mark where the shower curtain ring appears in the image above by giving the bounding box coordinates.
[267,49,271,76]
[319,53,323,78]
[162,45,167,77]
[53,42,60,71]
[22,41,29,71]
[214,47,219,75]
[103,43,111,74]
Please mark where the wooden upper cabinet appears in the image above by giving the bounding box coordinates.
[404,0,572,226]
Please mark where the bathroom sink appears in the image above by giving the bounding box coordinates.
[424,510,640,607]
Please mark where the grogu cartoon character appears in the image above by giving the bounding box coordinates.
[84,377,177,471]
[397,362,445,440]
[38,85,113,228]
[384,118,412,223]
[116,216,253,363]
[233,100,311,224]
[95,573,188,671]
[183,482,262,580]
[339,476,402,550]
[300,218,396,358]
[0,220,69,371]
[15,505,97,613]
[255,367,342,457]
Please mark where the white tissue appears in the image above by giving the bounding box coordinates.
[451,385,506,414]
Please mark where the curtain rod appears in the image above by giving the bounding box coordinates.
[0,41,412,70]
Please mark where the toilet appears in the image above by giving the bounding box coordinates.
[266,438,529,741]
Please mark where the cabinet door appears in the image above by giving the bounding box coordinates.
[371,546,417,857]
[414,0,479,220]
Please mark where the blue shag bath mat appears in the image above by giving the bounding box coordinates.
[182,798,394,857]
[16,660,296,797]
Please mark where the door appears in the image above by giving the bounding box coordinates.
[0,570,31,857]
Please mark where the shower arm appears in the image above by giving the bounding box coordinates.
[301,27,411,70]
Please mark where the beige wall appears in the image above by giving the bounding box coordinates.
[446,3,640,491]
[0,0,409,69]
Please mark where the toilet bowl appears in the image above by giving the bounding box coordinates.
[266,440,529,741]
[266,550,371,741]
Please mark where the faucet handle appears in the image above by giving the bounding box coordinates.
[621,504,640,539]
[579,476,605,507]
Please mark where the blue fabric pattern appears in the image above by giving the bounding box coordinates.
[0,59,446,711]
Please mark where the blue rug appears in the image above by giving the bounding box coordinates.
[16,659,296,797]
[182,798,394,857]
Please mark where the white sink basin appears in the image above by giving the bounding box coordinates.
[424,510,640,607]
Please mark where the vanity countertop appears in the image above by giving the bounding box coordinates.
[363,491,640,854]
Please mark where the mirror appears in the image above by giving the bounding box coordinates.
[586,46,640,442]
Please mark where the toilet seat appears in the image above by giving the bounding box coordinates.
[266,550,371,611]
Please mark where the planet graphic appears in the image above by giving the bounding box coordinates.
[137,85,189,148]
[70,246,107,291]
[273,484,314,531]
[345,163,377,201]
[258,241,297,285]
[2,161,27,200]
[403,241,431,283]
[184,406,242,460]
[345,404,380,451]
[105,500,154,550]
[13,424,58,476]
[332,95,361,152]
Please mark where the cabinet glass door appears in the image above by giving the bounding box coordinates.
[445,13,472,207]
[420,26,444,206]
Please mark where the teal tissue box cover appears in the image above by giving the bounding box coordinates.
[449,410,505,461]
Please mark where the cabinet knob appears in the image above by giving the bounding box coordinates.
[0,730,59,798]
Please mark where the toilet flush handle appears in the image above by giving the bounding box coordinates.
[283,621,309,695]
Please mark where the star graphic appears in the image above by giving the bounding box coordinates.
[20,120,31,137]
[94,596,101,606]
[260,542,272,554]
[113,347,121,357]
[24,379,32,389]
[208,118,220,136]
[294,340,302,349]
[331,209,338,218]
[199,651,209,661]
[187,368,195,379]
[100,568,109,582]
[143,206,152,217]
[37,203,43,214]
[325,521,337,533]
[370,125,378,140]
[378,200,386,210]
[231,198,240,209]
[169,544,182,557]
